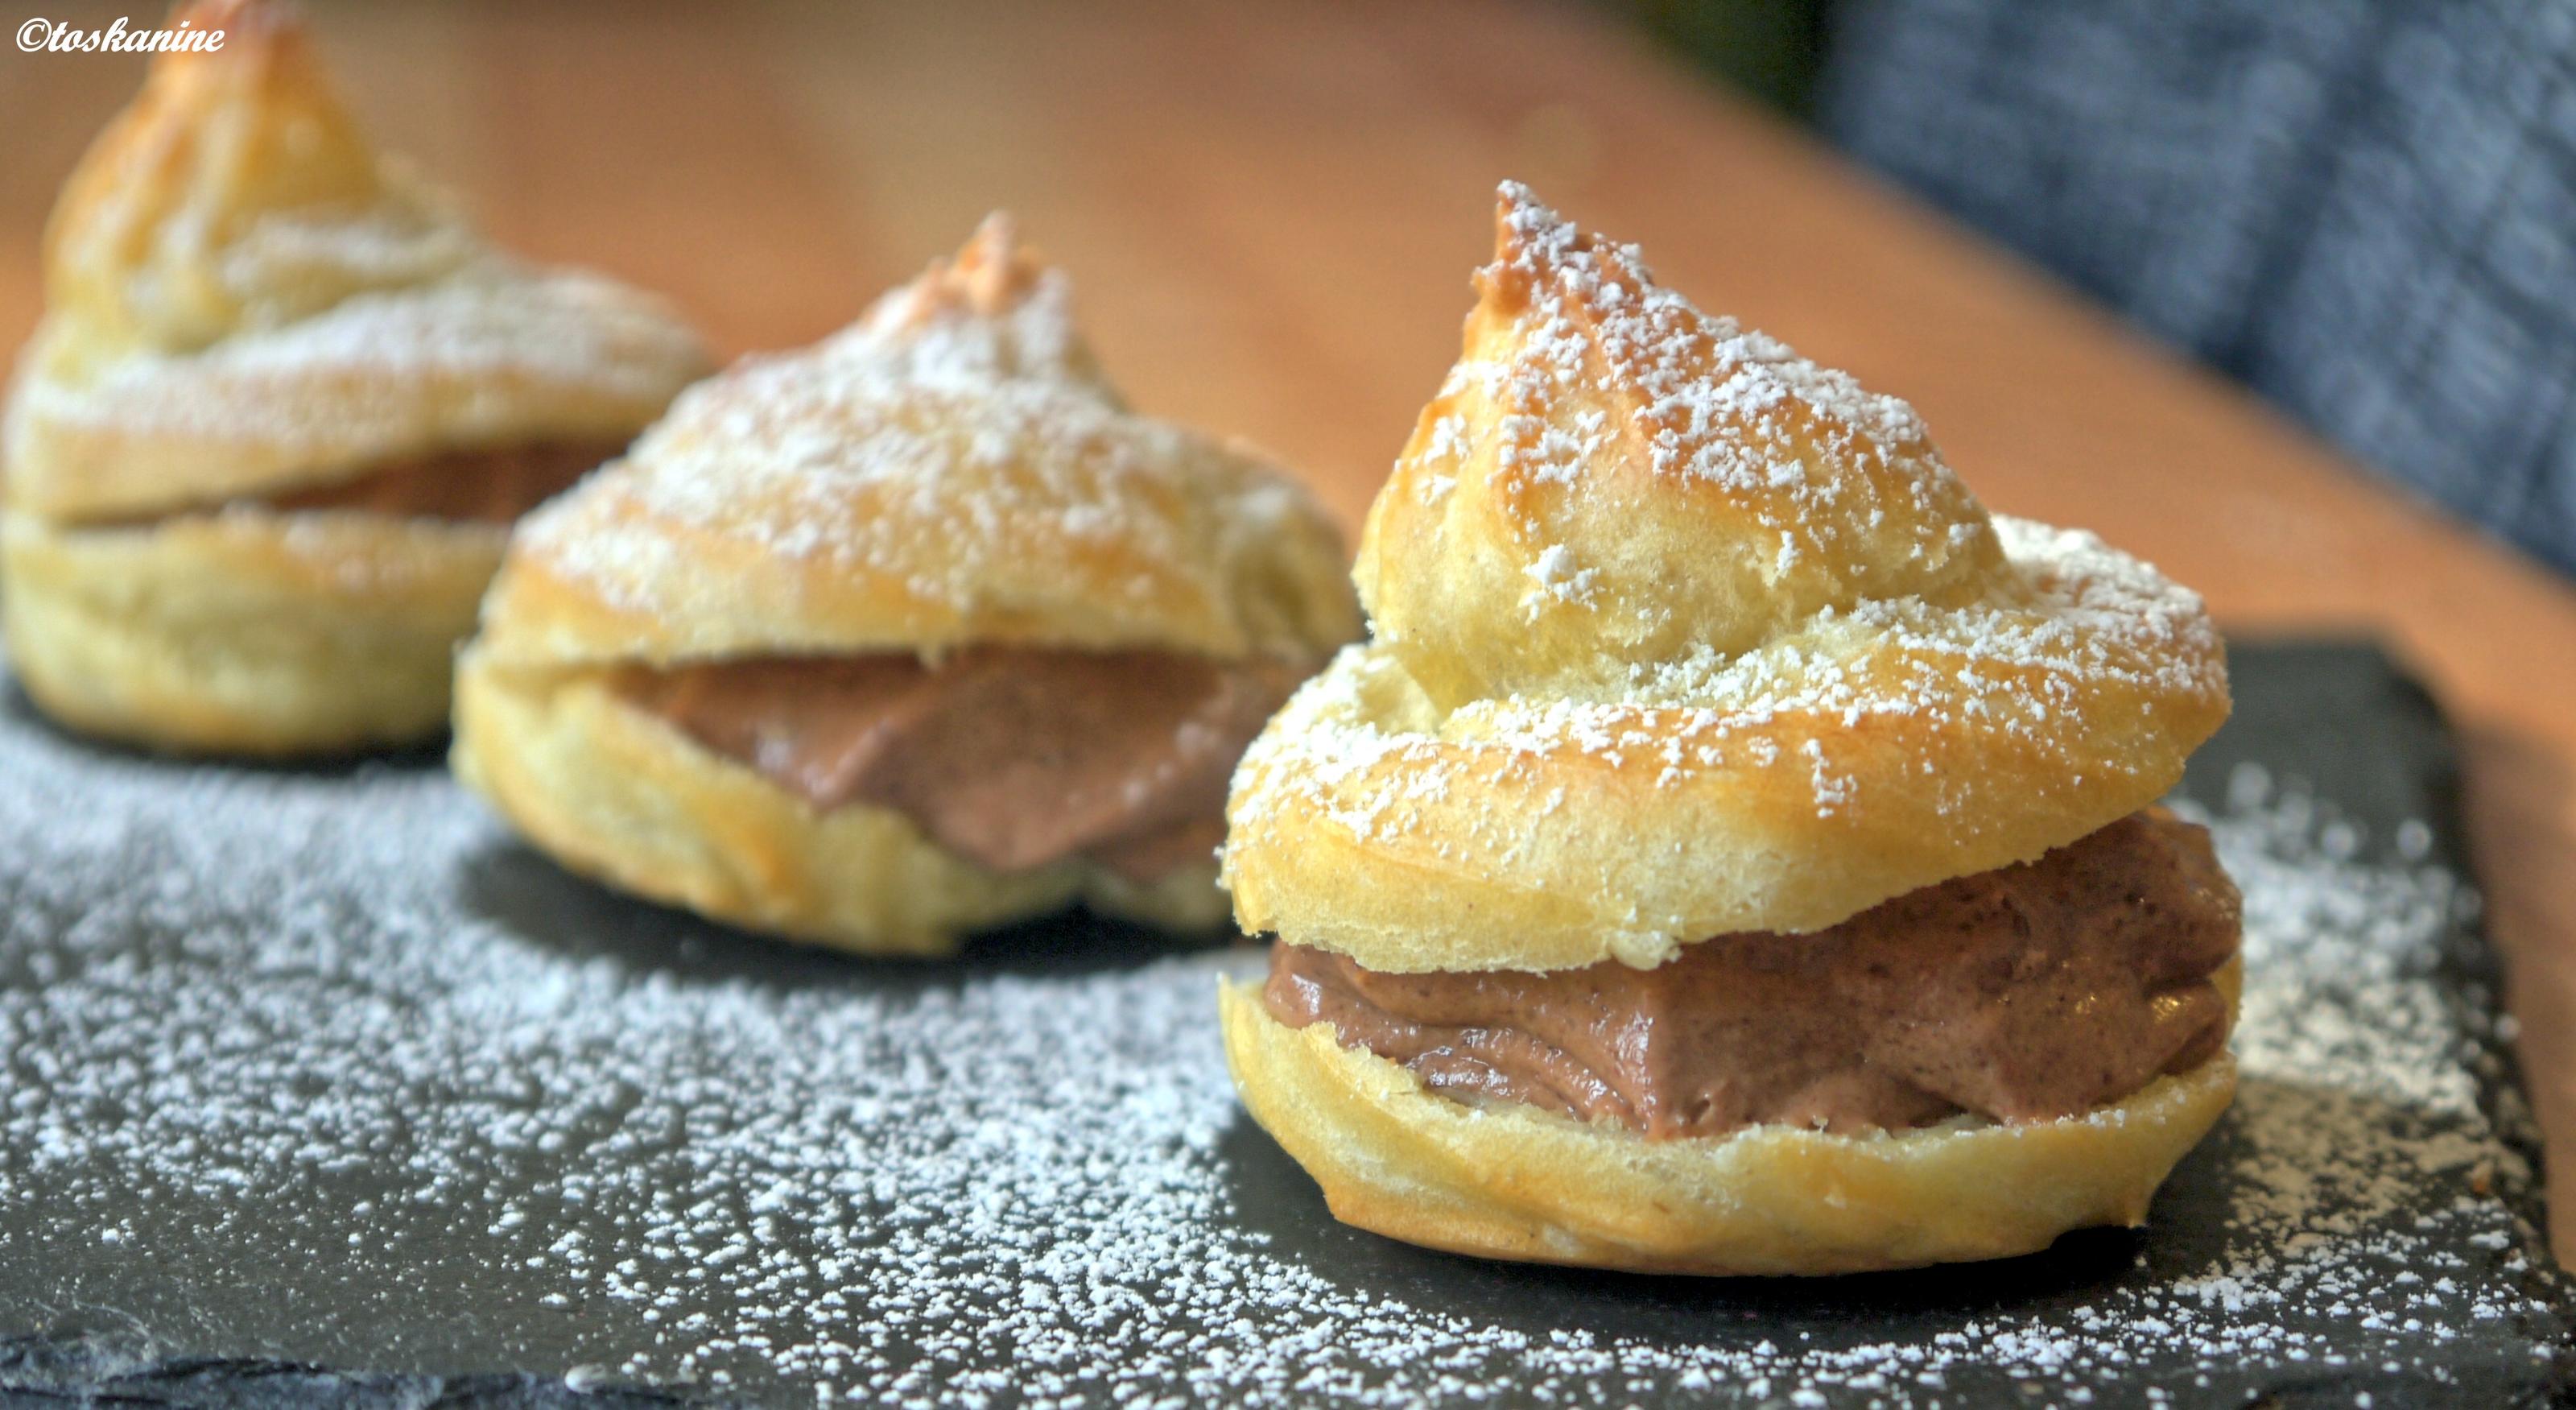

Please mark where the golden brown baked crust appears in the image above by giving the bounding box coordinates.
[1221,972,2240,1276]
[0,0,708,754]
[473,217,1356,671]
[456,217,1356,953]
[1223,184,2231,974]
[4,0,707,521]
[1218,183,2239,1276]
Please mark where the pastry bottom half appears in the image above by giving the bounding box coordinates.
[1219,977,2238,1276]
[451,651,1231,957]
[1,509,503,755]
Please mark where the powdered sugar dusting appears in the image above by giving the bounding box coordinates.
[514,355,1296,639]
[820,213,1117,402]
[1439,184,1989,610]
[1354,188,2218,854]
[0,676,2562,1404]
[1488,184,1931,491]
[1238,516,2223,850]
[21,269,708,455]
[508,228,1340,661]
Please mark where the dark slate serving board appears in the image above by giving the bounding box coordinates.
[0,641,2566,1408]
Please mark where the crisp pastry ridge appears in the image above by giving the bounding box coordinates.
[0,0,708,754]
[456,217,1357,953]
[1222,183,2231,974]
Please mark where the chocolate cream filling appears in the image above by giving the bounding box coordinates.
[259,440,623,523]
[1265,811,2240,1137]
[613,649,1307,885]
[89,440,626,528]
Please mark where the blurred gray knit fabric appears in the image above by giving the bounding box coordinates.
[1822,0,2576,576]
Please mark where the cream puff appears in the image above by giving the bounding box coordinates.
[452,216,1359,957]
[0,0,710,755]
[1220,184,2240,1276]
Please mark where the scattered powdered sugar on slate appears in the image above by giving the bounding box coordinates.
[0,689,2564,1406]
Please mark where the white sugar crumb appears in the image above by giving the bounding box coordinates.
[0,690,2562,1403]
[1521,542,1600,614]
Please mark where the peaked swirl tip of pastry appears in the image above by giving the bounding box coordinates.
[823,211,1118,403]
[40,0,470,370]
[1357,181,2004,707]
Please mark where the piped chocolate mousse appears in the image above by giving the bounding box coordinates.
[615,648,1307,885]
[95,440,626,528]
[1265,811,2239,1137]
[260,440,625,523]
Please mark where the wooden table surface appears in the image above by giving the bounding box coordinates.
[6,0,2575,1263]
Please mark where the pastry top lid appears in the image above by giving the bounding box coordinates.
[3,0,710,520]
[1223,184,2229,972]
[476,217,1358,668]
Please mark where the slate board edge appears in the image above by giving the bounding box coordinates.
[2244,640,2570,1259]
[2355,640,2576,1404]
